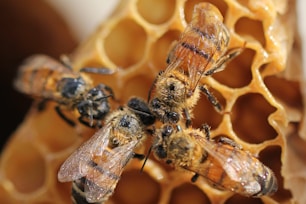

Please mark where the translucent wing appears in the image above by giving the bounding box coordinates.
[57,123,112,182]
[194,134,260,184]
[14,54,78,98]
[165,4,229,92]
[84,140,139,203]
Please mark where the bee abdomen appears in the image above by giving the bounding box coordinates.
[254,167,278,197]
[72,178,102,204]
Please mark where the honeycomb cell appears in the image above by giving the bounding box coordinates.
[3,143,46,194]
[104,19,147,68]
[122,74,153,100]
[213,48,254,88]
[231,93,278,144]
[149,30,181,70]
[235,17,266,46]
[192,88,224,129]
[0,185,16,204]
[259,146,293,202]
[264,76,303,109]
[136,0,176,24]
[184,0,228,23]
[170,183,210,204]
[1,0,301,203]
[113,170,160,204]
[34,105,80,153]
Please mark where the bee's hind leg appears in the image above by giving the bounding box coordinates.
[55,106,76,127]
[133,153,145,160]
[215,136,242,149]
[200,123,211,140]
[199,85,223,113]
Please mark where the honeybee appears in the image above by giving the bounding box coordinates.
[148,3,244,126]
[14,54,115,127]
[153,124,278,197]
[58,97,155,203]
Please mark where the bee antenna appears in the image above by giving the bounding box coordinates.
[140,145,153,173]
[129,108,152,117]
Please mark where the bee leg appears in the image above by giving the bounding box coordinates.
[204,45,245,76]
[200,85,223,113]
[216,137,242,149]
[55,106,76,127]
[200,123,211,140]
[133,153,145,160]
[77,116,101,128]
[183,108,192,128]
[191,173,200,183]
[98,83,116,101]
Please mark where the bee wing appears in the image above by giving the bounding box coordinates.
[57,123,111,182]
[194,135,259,183]
[165,20,227,92]
[84,140,138,203]
[14,54,77,98]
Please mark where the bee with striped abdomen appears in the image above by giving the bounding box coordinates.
[14,54,115,127]
[58,97,155,203]
[148,3,244,127]
[153,124,278,197]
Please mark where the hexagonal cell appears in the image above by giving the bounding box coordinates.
[235,17,265,47]
[259,146,292,203]
[136,0,176,24]
[33,104,80,153]
[122,74,153,100]
[3,142,46,194]
[231,93,278,144]
[55,179,72,203]
[149,30,181,71]
[184,0,228,23]
[192,87,225,129]
[264,76,303,109]
[170,183,210,204]
[113,170,160,204]
[104,19,147,68]
[213,48,254,88]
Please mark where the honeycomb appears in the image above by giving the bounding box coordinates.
[1,0,304,203]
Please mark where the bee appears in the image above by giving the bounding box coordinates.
[153,124,278,197]
[58,97,155,203]
[14,54,115,127]
[148,3,244,126]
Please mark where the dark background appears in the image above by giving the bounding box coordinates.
[0,0,77,150]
